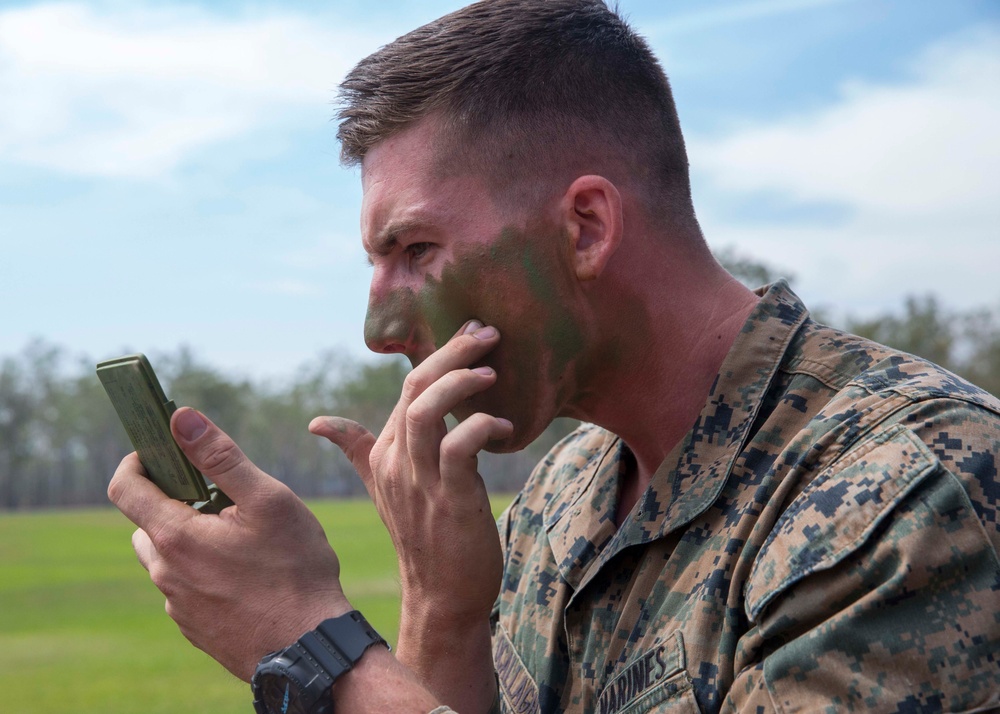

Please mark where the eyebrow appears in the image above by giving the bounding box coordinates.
[365,217,433,265]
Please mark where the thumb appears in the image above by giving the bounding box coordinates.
[308,416,376,496]
[171,407,271,508]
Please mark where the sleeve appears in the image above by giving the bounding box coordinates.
[724,420,1000,713]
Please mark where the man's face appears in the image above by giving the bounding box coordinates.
[360,119,587,450]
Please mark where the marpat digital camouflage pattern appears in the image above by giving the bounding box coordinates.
[484,281,1000,713]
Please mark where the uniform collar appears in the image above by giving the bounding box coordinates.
[544,280,810,590]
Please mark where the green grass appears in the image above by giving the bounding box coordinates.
[0,496,514,713]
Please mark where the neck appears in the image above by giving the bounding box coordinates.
[566,238,759,518]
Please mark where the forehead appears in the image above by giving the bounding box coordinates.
[360,126,438,239]
[360,119,504,252]
[360,119,438,194]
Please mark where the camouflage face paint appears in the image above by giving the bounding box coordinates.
[363,286,421,350]
[417,223,586,386]
[362,216,590,448]
[515,230,586,384]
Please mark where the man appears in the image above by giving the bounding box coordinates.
[108,1,1000,712]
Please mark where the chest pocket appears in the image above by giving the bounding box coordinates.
[744,424,936,621]
[596,632,702,714]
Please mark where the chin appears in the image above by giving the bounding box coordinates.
[483,433,530,454]
[451,399,546,454]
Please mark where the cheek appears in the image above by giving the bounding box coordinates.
[418,244,530,342]
[418,278,475,348]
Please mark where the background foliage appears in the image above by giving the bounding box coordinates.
[1,251,997,510]
[0,343,577,509]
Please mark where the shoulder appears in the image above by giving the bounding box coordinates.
[746,421,995,612]
[800,322,1000,534]
[742,364,1000,708]
[747,320,1000,619]
[788,318,999,408]
[779,320,1000,502]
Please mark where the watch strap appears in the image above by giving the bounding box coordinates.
[309,610,388,679]
[251,610,389,714]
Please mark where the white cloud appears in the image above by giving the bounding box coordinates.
[0,2,380,178]
[689,26,1000,313]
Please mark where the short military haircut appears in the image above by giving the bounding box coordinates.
[337,0,694,222]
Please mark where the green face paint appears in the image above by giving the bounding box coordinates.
[364,287,420,349]
[363,217,595,448]
[515,231,586,383]
[417,225,586,380]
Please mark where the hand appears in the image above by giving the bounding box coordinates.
[309,320,513,629]
[108,408,351,681]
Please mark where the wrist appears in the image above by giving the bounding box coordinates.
[399,586,493,631]
[251,610,389,714]
[396,607,495,712]
[399,608,491,653]
[267,585,353,640]
[248,596,353,677]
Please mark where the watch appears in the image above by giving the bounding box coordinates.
[251,610,389,714]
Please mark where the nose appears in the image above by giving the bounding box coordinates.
[363,282,421,357]
[367,336,407,355]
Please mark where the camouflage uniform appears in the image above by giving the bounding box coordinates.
[490,281,1000,713]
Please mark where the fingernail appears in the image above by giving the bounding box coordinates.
[474,326,497,340]
[473,366,494,376]
[464,320,484,335]
[176,409,208,442]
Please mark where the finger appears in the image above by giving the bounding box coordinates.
[132,528,156,572]
[381,320,499,442]
[109,452,196,536]
[398,322,500,407]
[439,413,514,495]
[405,367,498,483]
[308,416,377,497]
[170,408,273,508]
[453,319,483,339]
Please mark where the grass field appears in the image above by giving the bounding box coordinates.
[0,497,513,713]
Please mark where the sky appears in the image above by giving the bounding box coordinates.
[1,0,998,381]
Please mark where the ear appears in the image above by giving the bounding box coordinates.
[561,175,623,281]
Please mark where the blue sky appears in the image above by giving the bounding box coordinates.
[1,0,998,380]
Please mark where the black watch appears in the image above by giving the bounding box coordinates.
[251,610,389,714]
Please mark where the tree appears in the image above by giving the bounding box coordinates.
[0,351,38,508]
[847,295,955,370]
[960,306,1000,397]
[1,285,996,510]
[845,295,1000,398]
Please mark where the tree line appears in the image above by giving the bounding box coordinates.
[0,343,579,509]
[2,254,997,510]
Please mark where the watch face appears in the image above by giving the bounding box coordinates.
[255,673,310,714]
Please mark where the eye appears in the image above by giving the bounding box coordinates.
[406,242,433,261]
